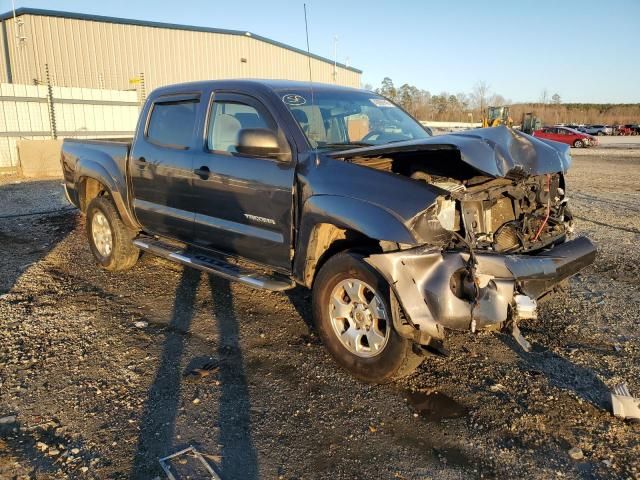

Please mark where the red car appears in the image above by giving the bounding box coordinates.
[533,126,597,148]
[615,125,633,136]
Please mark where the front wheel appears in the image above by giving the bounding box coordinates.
[573,139,584,148]
[86,196,139,271]
[312,252,423,383]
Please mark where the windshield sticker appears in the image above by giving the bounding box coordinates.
[282,94,307,106]
[369,98,394,108]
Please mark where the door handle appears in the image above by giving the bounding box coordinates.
[194,166,210,179]
[134,157,147,169]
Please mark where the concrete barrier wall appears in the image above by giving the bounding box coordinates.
[421,121,481,129]
[17,139,64,178]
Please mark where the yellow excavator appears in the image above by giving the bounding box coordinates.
[482,106,513,128]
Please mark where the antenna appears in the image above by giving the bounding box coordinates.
[303,3,317,153]
[332,35,338,82]
[303,4,314,95]
[11,0,26,43]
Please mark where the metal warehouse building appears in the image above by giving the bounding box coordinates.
[0,8,362,92]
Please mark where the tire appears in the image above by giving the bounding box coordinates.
[86,196,139,271]
[312,252,423,383]
[573,139,584,148]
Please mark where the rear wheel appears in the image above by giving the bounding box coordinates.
[573,139,584,148]
[312,252,423,383]
[86,196,139,271]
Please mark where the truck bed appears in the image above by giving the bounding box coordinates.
[61,138,133,210]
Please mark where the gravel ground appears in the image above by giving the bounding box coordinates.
[0,156,638,480]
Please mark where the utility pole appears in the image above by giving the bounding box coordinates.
[44,64,57,139]
[332,35,338,83]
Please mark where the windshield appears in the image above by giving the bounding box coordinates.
[277,88,431,148]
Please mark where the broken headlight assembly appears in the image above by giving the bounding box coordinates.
[410,197,460,245]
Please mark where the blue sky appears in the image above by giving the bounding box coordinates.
[5,0,639,103]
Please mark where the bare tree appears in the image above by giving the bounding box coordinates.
[456,92,470,110]
[539,88,549,104]
[489,94,507,106]
[370,75,640,125]
[470,81,490,113]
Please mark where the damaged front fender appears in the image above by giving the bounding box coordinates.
[365,236,596,343]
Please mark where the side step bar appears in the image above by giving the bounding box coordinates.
[133,237,295,292]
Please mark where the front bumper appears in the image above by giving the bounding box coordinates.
[366,236,597,342]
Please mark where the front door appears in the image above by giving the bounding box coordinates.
[129,93,202,242]
[190,92,296,271]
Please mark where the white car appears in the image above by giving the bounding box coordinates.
[583,125,613,136]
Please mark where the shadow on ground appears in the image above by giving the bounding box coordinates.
[499,335,611,410]
[0,179,75,294]
[130,269,258,479]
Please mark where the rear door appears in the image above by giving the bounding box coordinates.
[537,128,554,141]
[560,128,579,145]
[129,93,202,242]
[189,91,296,271]
[554,128,569,144]
[548,128,563,143]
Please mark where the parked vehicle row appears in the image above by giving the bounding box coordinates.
[556,123,640,136]
[613,124,640,136]
[533,126,597,148]
[582,125,612,136]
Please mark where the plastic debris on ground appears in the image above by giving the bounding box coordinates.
[611,383,640,422]
[159,446,221,480]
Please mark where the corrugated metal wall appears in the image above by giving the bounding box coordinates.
[0,82,139,168]
[1,14,361,92]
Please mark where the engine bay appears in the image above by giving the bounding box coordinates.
[449,173,571,252]
[347,154,572,253]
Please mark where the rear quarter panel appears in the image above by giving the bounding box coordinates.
[62,139,136,226]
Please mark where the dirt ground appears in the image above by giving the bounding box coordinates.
[0,155,638,480]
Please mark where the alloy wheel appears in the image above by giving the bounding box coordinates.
[328,279,390,357]
[91,211,113,257]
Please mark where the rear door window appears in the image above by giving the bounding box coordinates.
[147,99,199,148]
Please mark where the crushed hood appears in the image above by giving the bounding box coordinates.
[330,126,571,178]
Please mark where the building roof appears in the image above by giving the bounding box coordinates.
[0,7,362,74]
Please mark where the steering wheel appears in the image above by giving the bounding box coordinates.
[362,129,410,144]
[361,130,386,142]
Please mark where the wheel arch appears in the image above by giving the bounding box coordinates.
[76,158,138,229]
[293,195,417,287]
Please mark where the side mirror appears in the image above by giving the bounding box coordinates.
[236,128,287,159]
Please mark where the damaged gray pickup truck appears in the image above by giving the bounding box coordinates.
[61,80,596,383]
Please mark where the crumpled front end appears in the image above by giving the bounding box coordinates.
[335,126,596,344]
[365,236,596,343]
